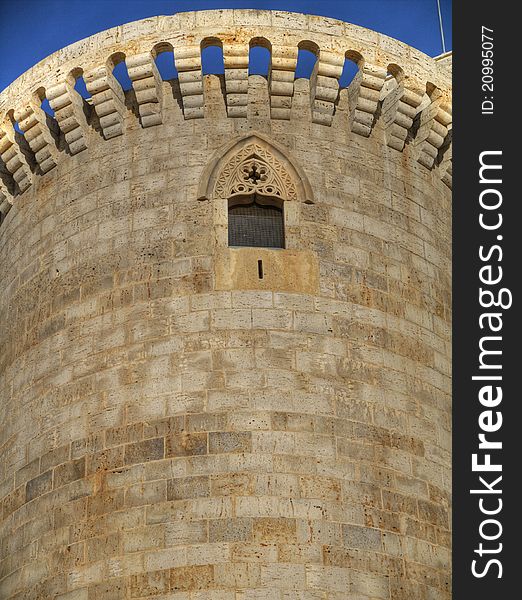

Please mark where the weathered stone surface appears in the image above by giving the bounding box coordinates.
[124,438,165,465]
[25,471,52,502]
[0,9,451,600]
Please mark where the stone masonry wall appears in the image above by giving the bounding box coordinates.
[0,10,451,600]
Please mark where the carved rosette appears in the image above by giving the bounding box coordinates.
[214,143,298,201]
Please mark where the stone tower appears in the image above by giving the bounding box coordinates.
[0,10,452,600]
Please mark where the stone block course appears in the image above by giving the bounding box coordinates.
[26,470,53,502]
[167,475,210,501]
[209,431,252,454]
[124,438,165,465]
[166,432,208,457]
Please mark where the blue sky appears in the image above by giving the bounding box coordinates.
[0,0,451,92]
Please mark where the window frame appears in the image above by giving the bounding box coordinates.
[227,193,285,249]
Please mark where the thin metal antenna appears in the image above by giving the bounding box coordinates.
[436,0,447,53]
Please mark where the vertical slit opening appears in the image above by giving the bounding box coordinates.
[36,87,61,147]
[258,260,264,279]
[7,109,37,173]
[201,38,225,75]
[69,69,94,127]
[154,44,178,80]
[339,56,360,88]
[295,42,319,80]
[40,97,55,118]
[73,73,92,101]
[411,81,437,142]
[112,58,133,91]
[0,156,16,198]
[249,38,271,77]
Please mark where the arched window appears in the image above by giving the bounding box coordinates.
[228,195,284,248]
[197,134,315,251]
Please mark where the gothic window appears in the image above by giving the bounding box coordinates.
[226,158,285,248]
[198,134,315,250]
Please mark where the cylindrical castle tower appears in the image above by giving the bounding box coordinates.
[0,10,452,600]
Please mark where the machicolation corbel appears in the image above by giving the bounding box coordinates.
[0,9,452,219]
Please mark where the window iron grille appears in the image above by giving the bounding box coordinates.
[228,197,284,248]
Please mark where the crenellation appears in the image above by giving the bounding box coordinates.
[174,45,205,119]
[46,77,89,154]
[437,131,453,189]
[246,75,271,125]
[415,95,452,170]
[84,63,127,139]
[127,52,164,128]
[291,78,314,126]
[0,11,452,206]
[202,75,228,124]
[0,122,33,192]
[269,44,299,120]
[311,51,344,125]
[223,42,250,118]
[0,177,13,224]
[348,63,388,137]
[14,99,60,173]
[381,76,425,151]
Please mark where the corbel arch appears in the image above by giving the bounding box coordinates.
[197,132,314,204]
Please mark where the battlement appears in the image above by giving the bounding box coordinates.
[0,9,452,223]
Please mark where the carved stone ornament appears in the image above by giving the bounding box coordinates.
[214,142,298,201]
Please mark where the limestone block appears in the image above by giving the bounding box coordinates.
[381,78,425,151]
[348,62,387,136]
[215,248,319,294]
[269,45,298,120]
[311,51,344,126]
[415,93,452,169]
[438,134,453,188]
[14,99,60,173]
[0,123,32,191]
[84,64,127,139]
[174,45,204,119]
[223,43,249,118]
[46,77,89,154]
[127,51,163,127]
[0,179,13,223]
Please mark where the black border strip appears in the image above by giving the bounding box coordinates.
[453,1,519,596]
